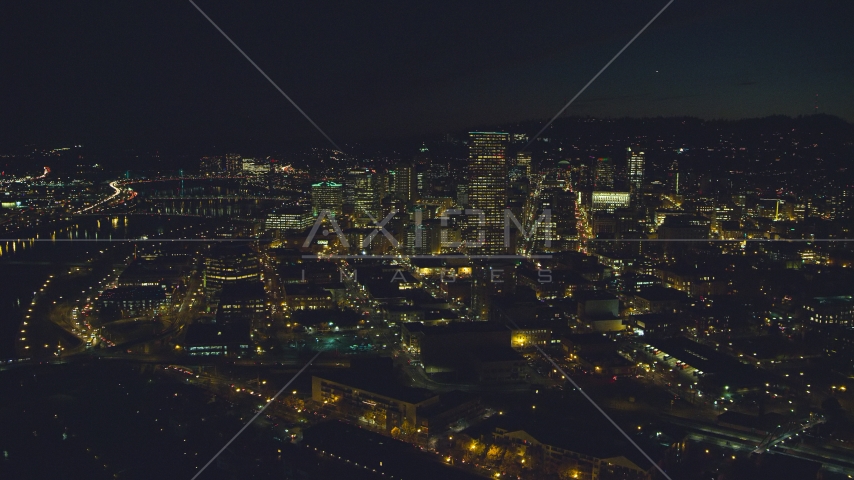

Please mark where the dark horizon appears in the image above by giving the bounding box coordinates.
[2,113,852,165]
[2,1,853,153]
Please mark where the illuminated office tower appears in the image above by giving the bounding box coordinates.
[594,157,615,190]
[669,160,680,194]
[468,132,509,255]
[574,163,592,189]
[516,151,532,178]
[265,206,313,232]
[225,153,243,173]
[390,163,417,203]
[417,170,425,196]
[626,147,645,193]
[204,243,261,301]
[456,183,468,205]
[344,169,360,204]
[345,168,380,218]
[241,158,269,176]
[311,181,343,216]
[590,191,631,213]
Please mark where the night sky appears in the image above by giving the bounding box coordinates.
[2,0,853,150]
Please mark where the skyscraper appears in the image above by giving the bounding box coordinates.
[311,181,343,216]
[669,160,680,195]
[390,163,417,203]
[345,168,380,219]
[516,151,532,178]
[594,157,615,190]
[468,132,509,255]
[627,148,645,194]
[204,243,262,302]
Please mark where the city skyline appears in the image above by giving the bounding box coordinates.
[3,2,854,480]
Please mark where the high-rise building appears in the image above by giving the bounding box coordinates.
[343,170,359,207]
[390,163,417,203]
[594,157,615,190]
[627,148,645,193]
[456,183,468,206]
[416,169,425,197]
[199,156,223,175]
[590,191,631,212]
[468,132,509,254]
[669,160,680,195]
[204,244,262,302]
[516,151,532,178]
[225,154,243,173]
[242,158,269,176]
[216,282,267,332]
[311,181,343,216]
[533,188,576,251]
[345,168,380,218]
[573,163,592,189]
[265,206,313,232]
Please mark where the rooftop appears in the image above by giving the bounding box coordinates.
[99,286,166,301]
[474,346,524,363]
[634,286,688,302]
[184,322,251,346]
[574,290,619,302]
[285,283,332,296]
[315,371,437,405]
[220,281,266,301]
[403,321,508,336]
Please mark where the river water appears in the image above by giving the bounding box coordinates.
[0,179,289,359]
[0,215,209,359]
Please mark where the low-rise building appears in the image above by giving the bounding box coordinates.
[472,347,526,382]
[400,322,524,381]
[632,286,688,314]
[626,313,683,338]
[575,291,624,332]
[803,295,854,325]
[509,325,552,350]
[491,426,651,480]
[98,286,168,316]
[117,255,192,289]
[386,305,425,324]
[654,265,728,298]
[312,372,439,440]
[183,322,251,357]
[284,283,333,311]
